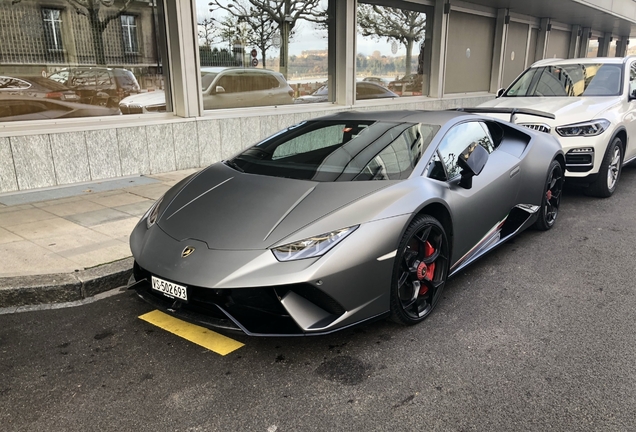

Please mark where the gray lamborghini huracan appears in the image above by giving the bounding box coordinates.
[129,110,564,336]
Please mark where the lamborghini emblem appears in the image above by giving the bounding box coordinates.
[181,246,195,258]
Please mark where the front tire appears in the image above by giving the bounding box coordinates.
[390,215,449,325]
[586,137,623,198]
[534,160,563,231]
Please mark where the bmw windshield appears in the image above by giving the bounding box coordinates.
[227,120,440,182]
[504,63,623,97]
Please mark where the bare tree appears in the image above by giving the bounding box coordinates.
[198,16,217,48]
[357,4,427,76]
[12,0,133,65]
[209,0,326,78]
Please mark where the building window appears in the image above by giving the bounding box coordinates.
[42,8,63,51]
[199,0,333,110]
[121,15,139,54]
[356,0,433,100]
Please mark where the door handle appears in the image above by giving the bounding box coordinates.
[510,166,520,178]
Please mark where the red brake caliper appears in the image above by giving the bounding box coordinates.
[546,189,552,200]
[416,241,436,295]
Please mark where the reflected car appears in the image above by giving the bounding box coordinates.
[362,76,389,87]
[119,67,294,113]
[119,90,166,114]
[0,95,119,121]
[388,74,424,96]
[0,76,80,102]
[294,82,399,103]
[48,67,140,107]
[479,57,636,197]
[129,110,564,336]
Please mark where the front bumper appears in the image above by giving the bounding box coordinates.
[129,261,387,336]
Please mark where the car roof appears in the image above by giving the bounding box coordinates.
[200,67,279,75]
[530,56,635,67]
[313,109,478,126]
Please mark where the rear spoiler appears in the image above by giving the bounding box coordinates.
[453,107,556,123]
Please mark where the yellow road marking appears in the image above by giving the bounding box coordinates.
[139,310,244,355]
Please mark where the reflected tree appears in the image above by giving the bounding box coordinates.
[209,0,326,78]
[357,4,427,76]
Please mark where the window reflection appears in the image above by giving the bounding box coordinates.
[356,1,432,100]
[197,0,332,109]
[0,0,169,121]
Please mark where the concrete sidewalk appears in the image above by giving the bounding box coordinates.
[0,169,197,308]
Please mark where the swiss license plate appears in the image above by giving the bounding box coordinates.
[151,276,188,301]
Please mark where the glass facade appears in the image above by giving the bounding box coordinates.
[197,0,332,109]
[0,0,169,121]
[356,0,432,99]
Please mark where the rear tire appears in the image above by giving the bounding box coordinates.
[586,137,623,198]
[534,160,563,231]
[389,215,449,325]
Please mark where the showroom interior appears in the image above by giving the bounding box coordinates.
[1,0,636,194]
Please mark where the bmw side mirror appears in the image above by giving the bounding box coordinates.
[457,143,489,189]
[496,88,505,98]
[215,85,226,94]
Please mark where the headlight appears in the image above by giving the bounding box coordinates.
[556,119,610,137]
[144,196,164,229]
[272,226,358,262]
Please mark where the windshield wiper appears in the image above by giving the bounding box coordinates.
[224,159,245,173]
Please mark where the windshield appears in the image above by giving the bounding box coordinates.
[505,63,623,97]
[228,120,440,182]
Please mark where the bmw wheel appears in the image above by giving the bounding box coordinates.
[390,215,449,325]
[534,160,564,231]
[587,137,623,198]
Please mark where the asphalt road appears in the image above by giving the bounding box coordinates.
[2,166,636,432]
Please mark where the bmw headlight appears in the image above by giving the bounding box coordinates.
[556,119,610,137]
[272,226,358,262]
[144,196,164,229]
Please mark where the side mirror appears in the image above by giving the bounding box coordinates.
[457,143,489,189]
[215,85,226,94]
[496,88,505,98]
[629,88,636,100]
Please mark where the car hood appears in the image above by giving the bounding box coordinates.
[295,95,328,104]
[479,96,621,125]
[156,163,392,250]
[120,90,165,107]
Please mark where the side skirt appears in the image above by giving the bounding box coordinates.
[448,205,539,277]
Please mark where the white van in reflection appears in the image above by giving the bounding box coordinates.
[119,67,294,114]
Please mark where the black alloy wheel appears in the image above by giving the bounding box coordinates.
[534,159,564,231]
[587,136,623,198]
[390,215,449,325]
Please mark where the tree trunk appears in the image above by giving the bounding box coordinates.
[260,44,267,68]
[405,38,413,76]
[279,21,289,78]
[90,11,106,65]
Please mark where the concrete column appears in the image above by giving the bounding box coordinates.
[489,9,509,93]
[429,0,450,98]
[616,38,628,57]
[534,18,550,61]
[578,27,592,58]
[598,32,612,56]
[165,0,201,117]
[334,0,356,106]
[568,25,581,59]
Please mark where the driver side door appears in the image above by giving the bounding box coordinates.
[427,121,522,269]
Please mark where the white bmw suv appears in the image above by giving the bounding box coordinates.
[479,57,636,197]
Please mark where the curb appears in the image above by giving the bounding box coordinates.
[0,257,134,308]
